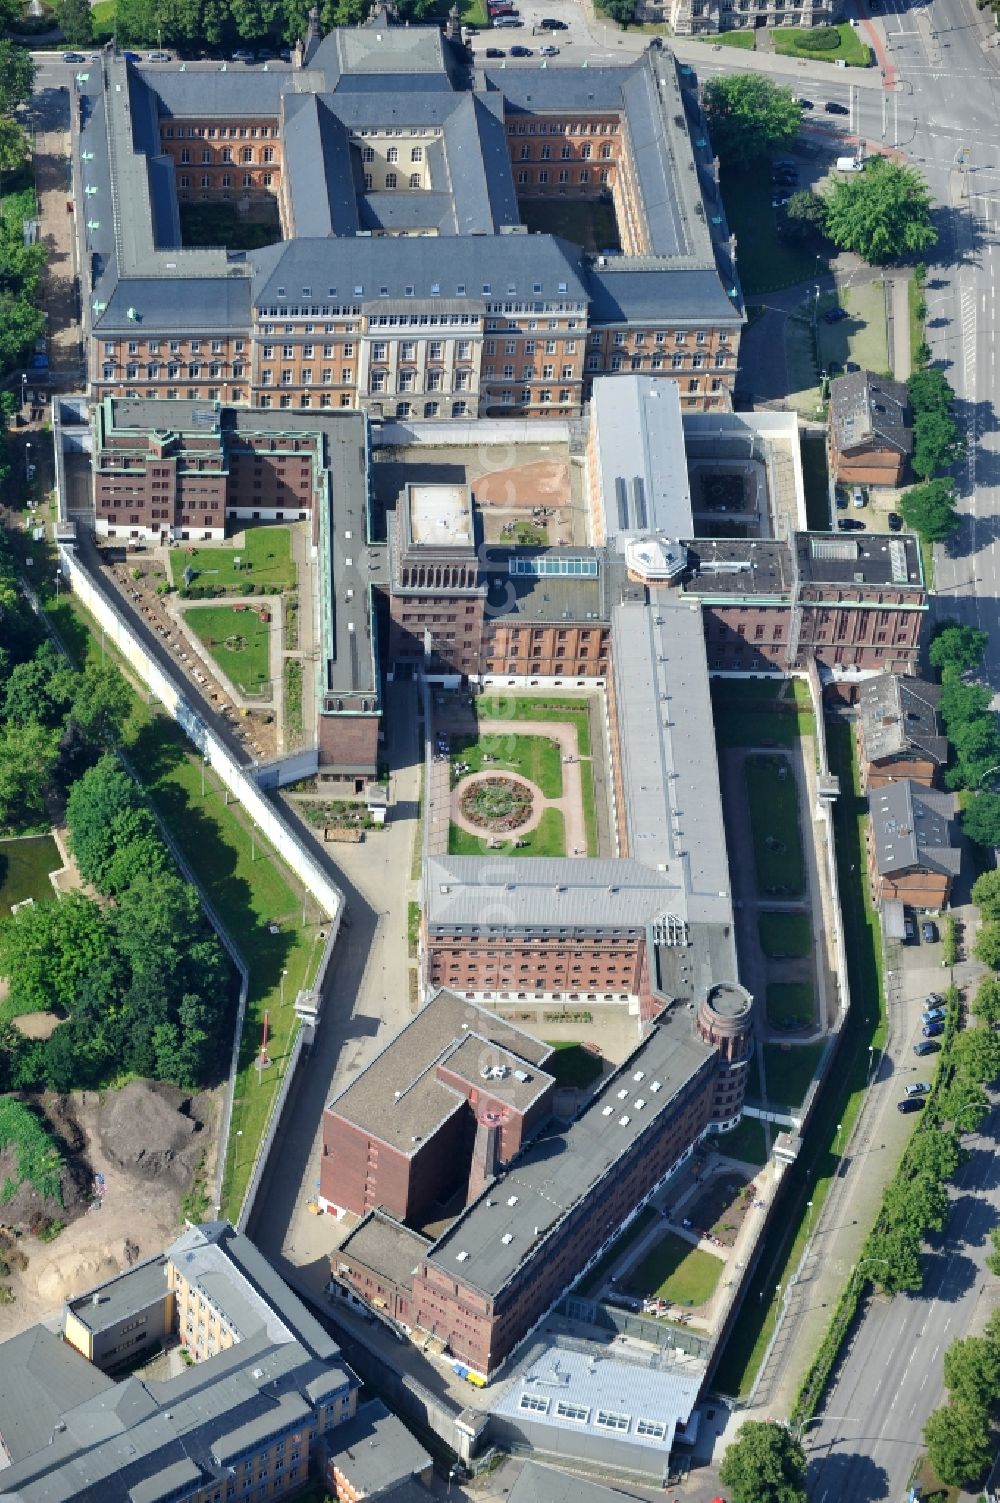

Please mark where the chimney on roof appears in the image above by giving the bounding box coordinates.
[464,1112,502,1209]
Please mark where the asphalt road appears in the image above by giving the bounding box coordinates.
[804,1102,1000,1502]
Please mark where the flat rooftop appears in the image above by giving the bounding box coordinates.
[67,1257,169,1337]
[338,1215,433,1291]
[407,482,474,549]
[591,376,693,543]
[796,532,923,589]
[326,990,553,1153]
[425,1018,714,1298]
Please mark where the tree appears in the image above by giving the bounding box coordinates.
[782,189,827,241]
[594,0,636,21]
[0,42,35,113]
[952,1025,1000,1085]
[899,477,959,541]
[0,117,28,178]
[912,407,964,480]
[905,1127,962,1182]
[930,623,988,676]
[864,1224,924,1294]
[943,1335,1000,1415]
[823,156,937,264]
[1,641,76,729]
[972,973,1000,1023]
[0,720,60,828]
[924,1403,992,1489]
[909,366,956,416]
[987,1226,1000,1278]
[937,1077,989,1132]
[70,663,132,746]
[65,754,163,893]
[702,75,802,168]
[719,1421,807,1503]
[883,1171,949,1237]
[0,892,115,1018]
[974,920,1000,970]
[55,0,94,44]
[963,793,1000,848]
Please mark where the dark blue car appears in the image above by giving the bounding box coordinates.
[922,1021,944,1038]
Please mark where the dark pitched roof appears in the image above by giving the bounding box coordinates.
[870,780,959,878]
[858,674,947,767]
[830,369,913,456]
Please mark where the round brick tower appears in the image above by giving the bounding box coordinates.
[696,980,754,1129]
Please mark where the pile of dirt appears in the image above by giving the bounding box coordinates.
[97,1081,206,1190]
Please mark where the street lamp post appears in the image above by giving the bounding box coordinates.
[280,967,288,1007]
[20,372,26,410]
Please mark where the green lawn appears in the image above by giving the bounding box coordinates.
[518,198,620,256]
[714,1116,769,1167]
[0,835,60,914]
[90,0,114,35]
[579,760,599,857]
[745,754,806,896]
[766,982,815,1031]
[907,274,923,378]
[694,27,755,45]
[476,694,592,757]
[720,167,829,295]
[800,433,831,531]
[576,1206,658,1297]
[816,281,889,376]
[711,680,815,750]
[543,1041,604,1089]
[759,911,813,959]
[185,605,271,695]
[179,202,280,252]
[715,724,888,1399]
[449,806,565,857]
[626,1231,724,1308]
[452,732,562,799]
[40,590,326,1223]
[169,527,296,595]
[772,22,871,65]
[762,1041,825,1107]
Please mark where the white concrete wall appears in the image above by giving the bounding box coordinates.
[374,418,572,448]
[60,546,345,922]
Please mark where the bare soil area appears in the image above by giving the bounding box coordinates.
[0,1082,219,1342]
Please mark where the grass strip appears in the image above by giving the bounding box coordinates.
[713,721,886,1397]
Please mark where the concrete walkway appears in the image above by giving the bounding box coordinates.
[472,718,591,856]
[888,273,913,380]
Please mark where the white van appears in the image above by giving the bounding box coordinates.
[836,156,864,172]
[852,486,865,508]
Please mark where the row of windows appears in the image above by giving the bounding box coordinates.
[363,172,422,190]
[517,167,611,185]
[176,145,275,163]
[163,123,278,138]
[506,120,619,135]
[110,338,243,356]
[517,142,613,161]
[361,143,423,163]
[178,172,271,189]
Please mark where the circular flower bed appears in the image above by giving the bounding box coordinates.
[461,776,534,833]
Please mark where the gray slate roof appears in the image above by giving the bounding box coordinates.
[323,1399,431,1495]
[505,1461,636,1503]
[830,369,913,457]
[0,1326,116,1466]
[425,855,683,929]
[493,1347,700,1456]
[424,1017,714,1297]
[858,674,946,767]
[870,780,959,878]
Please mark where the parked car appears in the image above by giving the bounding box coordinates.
[797,97,813,110]
[539,42,560,54]
[922,1021,944,1038]
[539,15,569,25]
[146,50,171,60]
[905,1082,931,1097]
[838,517,865,532]
[485,45,506,54]
[62,51,85,62]
[509,43,533,53]
[494,14,522,25]
[852,486,865,508]
[771,194,790,209]
[921,919,940,944]
[122,50,141,59]
[835,492,848,510]
[824,306,848,324]
[914,1039,940,1056]
[887,511,903,531]
[922,1006,947,1024]
[898,1097,926,1114]
[903,912,916,943]
[231,48,255,61]
[773,157,798,169]
[825,100,850,115]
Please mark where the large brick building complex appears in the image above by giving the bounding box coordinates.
[75,21,742,423]
[326,989,749,1376]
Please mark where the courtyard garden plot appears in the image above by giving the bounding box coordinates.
[746,753,806,896]
[185,604,272,697]
[625,1230,724,1310]
[169,526,296,596]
